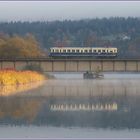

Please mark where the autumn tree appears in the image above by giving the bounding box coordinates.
[0,34,44,58]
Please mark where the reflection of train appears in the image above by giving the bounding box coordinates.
[49,47,118,58]
[50,103,118,112]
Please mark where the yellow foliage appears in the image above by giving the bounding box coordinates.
[0,35,44,58]
[0,70,45,86]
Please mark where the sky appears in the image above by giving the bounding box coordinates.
[0,1,140,21]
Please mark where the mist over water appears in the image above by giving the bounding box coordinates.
[1,72,140,138]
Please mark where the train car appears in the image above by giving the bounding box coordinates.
[49,47,118,58]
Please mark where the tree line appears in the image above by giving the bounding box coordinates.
[0,17,140,58]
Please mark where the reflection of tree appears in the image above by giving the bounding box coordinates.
[0,97,44,123]
[0,81,44,96]
[12,100,42,122]
[1,85,140,128]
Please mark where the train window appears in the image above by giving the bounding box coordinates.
[93,50,96,53]
[63,50,66,53]
[76,50,79,53]
[84,50,88,53]
[72,50,75,53]
[55,49,59,53]
[89,50,92,53]
[98,50,101,53]
[67,49,71,53]
[102,50,105,53]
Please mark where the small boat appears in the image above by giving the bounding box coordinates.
[83,71,104,79]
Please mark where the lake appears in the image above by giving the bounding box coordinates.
[0,72,140,138]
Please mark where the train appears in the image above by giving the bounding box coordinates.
[49,47,118,58]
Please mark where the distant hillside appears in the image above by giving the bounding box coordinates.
[0,17,140,58]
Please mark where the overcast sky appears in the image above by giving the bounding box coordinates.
[0,1,140,21]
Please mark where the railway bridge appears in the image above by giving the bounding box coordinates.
[0,58,140,72]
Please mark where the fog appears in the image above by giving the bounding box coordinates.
[0,1,140,21]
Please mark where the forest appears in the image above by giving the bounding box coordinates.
[0,17,140,58]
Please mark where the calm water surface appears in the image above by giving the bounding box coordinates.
[0,72,140,138]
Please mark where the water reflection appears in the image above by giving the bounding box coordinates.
[0,78,140,128]
[0,81,44,96]
[0,96,45,125]
[50,103,118,111]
